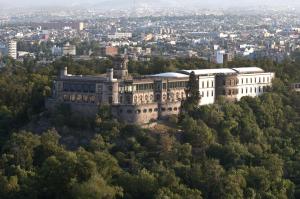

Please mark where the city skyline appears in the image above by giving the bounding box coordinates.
[1,0,300,9]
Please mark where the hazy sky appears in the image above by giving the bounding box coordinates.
[0,0,299,9]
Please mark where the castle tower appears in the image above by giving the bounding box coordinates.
[114,56,129,80]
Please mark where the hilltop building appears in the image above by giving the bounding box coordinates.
[47,59,275,124]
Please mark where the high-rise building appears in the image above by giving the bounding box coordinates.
[79,22,86,31]
[215,50,225,64]
[8,40,17,60]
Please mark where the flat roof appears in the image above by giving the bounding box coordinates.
[232,67,264,74]
[179,67,266,76]
[148,72,189,78]
[179,68,236,76]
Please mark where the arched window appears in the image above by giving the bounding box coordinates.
[134,96,138,104]
[150,95,154,101]
[139,95,143,103]
[176,92,180,100]
[163,94,167,101]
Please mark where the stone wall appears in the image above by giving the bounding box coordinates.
[112,101,182,124]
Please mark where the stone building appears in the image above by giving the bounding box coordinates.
[47,60,275,124]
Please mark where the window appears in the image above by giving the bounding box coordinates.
[212,91,214,97]
[126,96,131,104]
[163,94,167,100]
[154,108,158,112]
[83,95,88,102]
[90,96,96,103]
[127,110,132,114]
[140,96,143,104]
[98,85,102,93]
[63,95,70,101]
[76,94,82,102]
[161,108,166,112]
[168,107,172,111]
[174,107,178,111]
[163,83,167,89]
[176,92,180,100]
[156,94,161,101]
[212,81,214,87]
[207,81,209,88]
[149,109,153,113]
[143,109,147,113]
[241,88,243,94]
[202,81,204,88]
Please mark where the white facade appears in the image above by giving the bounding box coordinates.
[179,67,275,106]
[236,72,275,100]
[198,76,215,105]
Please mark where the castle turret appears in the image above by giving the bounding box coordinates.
[114,56,129,79]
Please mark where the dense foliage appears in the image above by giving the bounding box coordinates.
[0,55,300,198]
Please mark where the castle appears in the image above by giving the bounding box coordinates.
[47,59,275,124]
